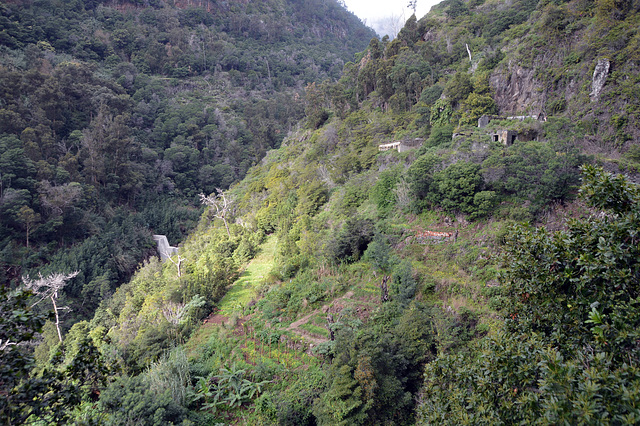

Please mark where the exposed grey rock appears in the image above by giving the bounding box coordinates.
[590,58,610,102]
[490,62,544,116]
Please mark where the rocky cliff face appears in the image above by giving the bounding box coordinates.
[589,58,610,102]
[489,61,544,116]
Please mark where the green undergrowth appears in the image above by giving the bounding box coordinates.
[299,323,330,338]
[29,0,640,421]
[185,235,277,357]
[218,235,279,317]
[187,323,325,424]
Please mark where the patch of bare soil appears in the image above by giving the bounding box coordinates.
[203,311,228,326]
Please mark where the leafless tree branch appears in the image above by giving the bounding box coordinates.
[22,271,79,342]
[199,188,233,238]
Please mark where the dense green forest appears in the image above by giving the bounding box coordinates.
[2,0,640,423]
[0,0,375,322]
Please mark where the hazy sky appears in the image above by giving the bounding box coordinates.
[342,0,441,37]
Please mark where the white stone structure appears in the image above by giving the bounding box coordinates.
[152,235,178,261]
[378,138,423,153]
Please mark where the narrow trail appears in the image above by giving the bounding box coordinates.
[286,311,326,346]
[217,235,278,317]
[185,236,277,356]
[188,235,366,356]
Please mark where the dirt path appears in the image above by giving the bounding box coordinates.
[185,236,276,357]
[286,312,326,345]
[203,312,227,326]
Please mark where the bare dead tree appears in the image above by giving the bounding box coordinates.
[162,300,185,325]
[0,339,16,351]
[165,252,186,278]
[374,13,405,39]
[23,271,79,342]
[199,188,233,238]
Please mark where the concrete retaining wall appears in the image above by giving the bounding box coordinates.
[152,235,178,261]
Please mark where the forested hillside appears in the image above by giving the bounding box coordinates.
[3,0,640,424]
[0,0,375,322]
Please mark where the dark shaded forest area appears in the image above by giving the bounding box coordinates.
[0,0,375,322]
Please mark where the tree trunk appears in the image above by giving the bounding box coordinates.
[223,217,231,238]
[51,295,63,342]
[381,275,390,303]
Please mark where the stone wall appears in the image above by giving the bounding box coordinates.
[152,235,178,261]
[379,138,424,152]
[415,230,456,243]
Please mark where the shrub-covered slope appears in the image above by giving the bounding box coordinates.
[5,0,640,423]
[0,0,375,320]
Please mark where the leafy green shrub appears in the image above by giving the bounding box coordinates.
[502,166,640,355]
[547,98,567,113]
[430,99,453,126]
[611,113,628,130]
[445,0,469,19]
[182,257,239,303]
[370,169,399,215]
[319,302,437,425]
[459,93,498,126]
[256,368,324,425]
[304,280,328,304]
[477,49,505,71]
[99,374,190,425]
[332,152,363,184]
[407,152,441,211]
[482,140,585,216]
[313,364,369,425]
[433,307,480,354]
[390,260,418,305]
[338,181,369,214]
[296,180,329,216]
[431,161,484,215]
[625,144,640,163]
[364,234,398,274]
[327,218,375,263]
[420,330,640,425]
[419,85,444,105]
[471,190,498,220]
[418,167,640,423]
[444,72,473,106]
[425,124,453,147]
[125,323,174,373]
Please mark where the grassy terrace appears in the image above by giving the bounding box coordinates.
[185,235,278,356]
[219,235,278,317]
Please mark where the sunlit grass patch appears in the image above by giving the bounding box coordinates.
[219,235,278,316]
[299,323,329,338]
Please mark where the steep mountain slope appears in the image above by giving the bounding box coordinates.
[5,0,640,424]
[0,0,375,320]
